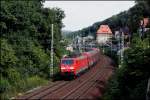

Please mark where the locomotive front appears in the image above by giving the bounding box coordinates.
[60,58,76,76]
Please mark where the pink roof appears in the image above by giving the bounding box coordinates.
[97,25,112,34]
[140,18,149,27]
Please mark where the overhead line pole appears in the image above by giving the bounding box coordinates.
[50,24,54,79]
[146,77,150,100]
[120,31,124,67]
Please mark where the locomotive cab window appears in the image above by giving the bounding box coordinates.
[62,60,73,65]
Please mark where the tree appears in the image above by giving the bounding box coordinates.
[0,0,66,98]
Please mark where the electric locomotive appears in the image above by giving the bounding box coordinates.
[60,48,100,77]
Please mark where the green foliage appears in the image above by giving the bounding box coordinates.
[130,80,147,100]
[30,42,50,78]
[101,1,150,99]
[26,76,48,90]
[103,75,121,100]
[0,0,66,98]
[0,77,11,98]
[6,68,21,86]
[103,34,150,100]
[0,38,18,76]
[101,44,118,67]
[0,77,10,93]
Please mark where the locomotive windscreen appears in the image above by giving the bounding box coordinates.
[62,60,73,65]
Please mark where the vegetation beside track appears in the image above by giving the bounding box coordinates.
[102,0,150,99]
[0,0,67,99]
[0,0,149,99]
[103,33,150,100]
[100,26,150,100]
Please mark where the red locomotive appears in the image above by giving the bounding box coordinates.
[60,48,100,77]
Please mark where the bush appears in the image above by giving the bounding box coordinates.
[103,34,150,100]
[0,77,11,99]
[130,79,147,100]
[0,0,65,98]
[26,76,48,89]
[0,38,18,75]
[0,77,10,93]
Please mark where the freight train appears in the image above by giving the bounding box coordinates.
[60,48,100,78]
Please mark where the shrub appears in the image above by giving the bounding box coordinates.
[26,76,48,89]
[0,77,11,99]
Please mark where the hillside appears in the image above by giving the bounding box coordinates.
[68,1,150,39]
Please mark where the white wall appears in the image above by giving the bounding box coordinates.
[96,34,112,44]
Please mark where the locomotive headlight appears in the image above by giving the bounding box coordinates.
[61,67,66,69]
[70,67,74,70]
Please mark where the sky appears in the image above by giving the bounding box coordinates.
[43,1,135,31]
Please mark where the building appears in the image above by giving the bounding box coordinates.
[139,17,150,38]
[140,17,149,28]
[66,45,73,52]
[140,17,150,32]
[96,25,113,44]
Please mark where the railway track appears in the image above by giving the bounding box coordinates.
[62,68,107,99]
[46,65,105,99]
[63,65,114,99]
[16,55,114,99]
[80,68,113,99]
[16,81,69,99]
[30,56,103,99]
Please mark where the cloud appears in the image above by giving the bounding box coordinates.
[43,1,135,31]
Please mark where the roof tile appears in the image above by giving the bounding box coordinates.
[97,25,112,34]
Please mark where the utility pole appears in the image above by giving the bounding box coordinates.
[120,31,124,67]
[146,77,150,100]
[50,24,54,78]
[111,36,112,57]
